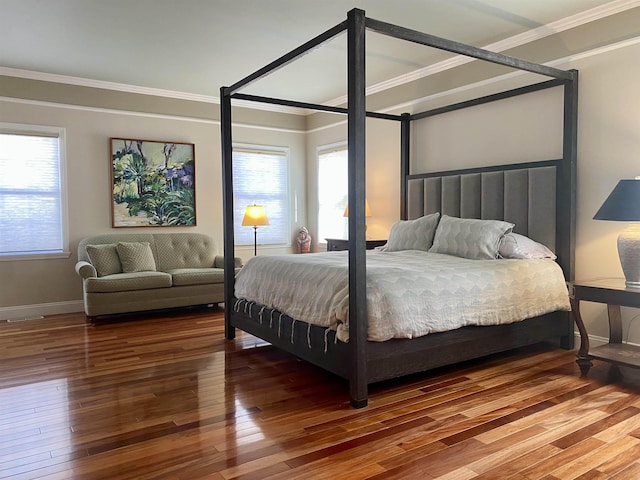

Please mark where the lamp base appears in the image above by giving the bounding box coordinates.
[617,225,640,288]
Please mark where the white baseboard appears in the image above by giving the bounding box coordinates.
[0,301,84,321]
[573,332,640,349]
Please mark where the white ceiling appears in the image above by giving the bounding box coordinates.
[0,0,635,106]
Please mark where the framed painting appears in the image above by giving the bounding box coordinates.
[110,138,196,227]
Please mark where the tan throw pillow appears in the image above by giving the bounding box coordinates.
[116,242,157,273]
[86,244,122,277]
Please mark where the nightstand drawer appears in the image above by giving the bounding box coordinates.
[325,238,387,251]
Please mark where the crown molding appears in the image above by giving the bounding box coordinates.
[2,0,638,116]
[0,66,308,116]
[325,0,640,107]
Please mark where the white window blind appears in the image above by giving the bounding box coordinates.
[233,147,289,245]
[0,125,67,257]
[317,146,348,241]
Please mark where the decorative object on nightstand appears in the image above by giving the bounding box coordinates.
[296,227,311,254]
[242,204,269,256]
[594,178,640,287]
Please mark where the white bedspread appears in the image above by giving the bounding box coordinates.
[234,250,570,342]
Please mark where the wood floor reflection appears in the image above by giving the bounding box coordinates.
[2,307,640,479]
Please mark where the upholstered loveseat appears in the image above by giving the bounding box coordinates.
[75,232,241,318]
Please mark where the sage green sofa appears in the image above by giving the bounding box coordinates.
[75,232,241,318]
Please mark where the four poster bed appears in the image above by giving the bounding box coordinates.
[220,9,577,408]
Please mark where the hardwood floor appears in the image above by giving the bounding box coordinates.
[2,308,640,479]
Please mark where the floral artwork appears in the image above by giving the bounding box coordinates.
[110,138,196,227]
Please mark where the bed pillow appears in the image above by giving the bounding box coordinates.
[385,213,441,252]
[499,233,556,260]
[86,244,122,277]
[116,242,157,273]
[429,215,514,260]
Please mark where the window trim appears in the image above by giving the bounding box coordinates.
[232,143,291,248]
[0,122,70,261]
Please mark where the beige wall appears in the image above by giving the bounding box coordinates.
[0,90,306,318]
[570,41,640,343]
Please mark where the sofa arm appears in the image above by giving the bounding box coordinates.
[75,261,97,280]
[214,255,243,269]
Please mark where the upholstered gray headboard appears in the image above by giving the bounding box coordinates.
[407,163,557,252]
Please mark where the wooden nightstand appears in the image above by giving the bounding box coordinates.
[569,277,640,374]
[325,238,387,252]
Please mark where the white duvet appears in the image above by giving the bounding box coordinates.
[234,250,570,342]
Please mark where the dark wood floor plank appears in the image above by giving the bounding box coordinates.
[2,309,640,479]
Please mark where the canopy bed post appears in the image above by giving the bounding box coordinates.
[560,70,579,281]
[400,113,411,220]
[347,7,369,408]
[558,70,579,350]
[220,87,236,339]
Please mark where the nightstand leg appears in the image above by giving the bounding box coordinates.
[569,296,592,374]
[607,304,623,344]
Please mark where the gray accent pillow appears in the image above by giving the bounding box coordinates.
[499,233,556,259]
[385,213,441,252]
[116,242,157,273]
[429,215,514,260]
[86,244,122,277]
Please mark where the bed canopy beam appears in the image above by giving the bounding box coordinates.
[410,78,565,121]
[365,17,572,81]
[224,21,347,96]
[231,92,402,121]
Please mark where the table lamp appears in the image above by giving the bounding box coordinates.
[242,204,269,256]
[343,199,372,231]
[593,178,640,287]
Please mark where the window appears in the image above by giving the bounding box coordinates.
[233,146,289,246]
[0,124,68,259]
[317,145,348,241]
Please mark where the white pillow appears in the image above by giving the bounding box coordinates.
[385,213,441,252]
[499,233,556,260]
[429,215,514,260]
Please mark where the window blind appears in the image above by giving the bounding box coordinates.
[233,148,289,245]
[0,129,65,256]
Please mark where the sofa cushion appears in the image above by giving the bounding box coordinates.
[168,268,224,287]
[117,242,157,273]
[84,271,172,293]
[154,233,217,271]
[86,244,122,277]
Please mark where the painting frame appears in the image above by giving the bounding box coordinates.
[110,137,196,227]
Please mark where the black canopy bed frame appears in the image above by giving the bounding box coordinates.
[220,8,577,408]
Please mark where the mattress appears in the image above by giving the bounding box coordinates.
[234,250,570,342]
